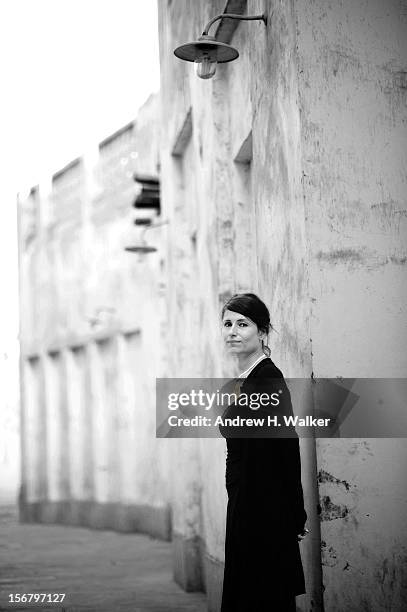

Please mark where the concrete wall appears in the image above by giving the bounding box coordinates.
[17,94,172,539]
[295,1,407,610]
[158,1,317,609]
[0,343,20,504]
[158,0,407,610]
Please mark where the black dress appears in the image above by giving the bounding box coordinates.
[219,357,306,611]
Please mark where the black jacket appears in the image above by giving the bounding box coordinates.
[220,357,307,610]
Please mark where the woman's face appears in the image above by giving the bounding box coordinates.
[222,309,264,356]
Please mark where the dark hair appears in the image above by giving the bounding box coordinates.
[221,293,271,336]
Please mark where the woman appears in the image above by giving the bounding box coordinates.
[219,293,307,611]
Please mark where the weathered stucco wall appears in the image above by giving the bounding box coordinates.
[158,1,318,609]
[159,0,407,610]
[296,1,407,610]
[0,343,20,504]
[17,95,171,538]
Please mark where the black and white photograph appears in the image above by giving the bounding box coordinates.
[0,1,406,611]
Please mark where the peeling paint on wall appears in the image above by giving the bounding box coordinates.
[321,540,339,567]
[316,248,364,264]
[317,469,351,491]
[320,495,349,522]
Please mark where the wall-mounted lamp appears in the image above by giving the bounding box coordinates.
[125,219,168,257]
[133,174,160,212]
[174,13,267,80]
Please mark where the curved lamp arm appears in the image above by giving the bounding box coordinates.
[202,13,267,36]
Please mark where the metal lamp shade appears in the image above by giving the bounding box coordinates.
[174,36,239,63]
[125,244,157,254]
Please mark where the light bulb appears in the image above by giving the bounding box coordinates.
[194,56,217,79]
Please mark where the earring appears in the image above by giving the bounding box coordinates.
[261,339,271,357]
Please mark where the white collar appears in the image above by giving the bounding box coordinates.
[238,354,268,379]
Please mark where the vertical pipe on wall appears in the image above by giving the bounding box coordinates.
[300,436,324,611]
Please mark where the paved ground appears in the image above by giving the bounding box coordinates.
[0,505,207,612]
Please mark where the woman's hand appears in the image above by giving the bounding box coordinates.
[297,528,309,542]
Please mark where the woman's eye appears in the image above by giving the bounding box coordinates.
[238,322,247,327]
